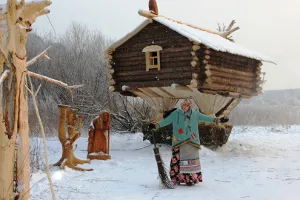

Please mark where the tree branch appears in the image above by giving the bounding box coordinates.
[25,75,56,200]
[27,71,84,90]
[219,20,240,41]
[226,20,236,31]
[223,27,240,38]
[26,46,51,67]
[18,1,52,25]
[0,47,9,64]
[16,0,25,10]
[0,70,10,86]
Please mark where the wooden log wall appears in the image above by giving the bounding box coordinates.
[106,20,263,98]
[108,21,193,92]
[196,46,263,97]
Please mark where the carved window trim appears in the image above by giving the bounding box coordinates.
[142,45,162,71]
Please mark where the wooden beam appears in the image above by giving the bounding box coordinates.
[215,98,235,117]
[171,83,193,91]
[116,71,192,82]
[200,83,254,96]
[109,69,115,74]
[199,89,251,99]
[109,86,115,92]
[209,76,254,89]
[192,45,201,51]
[192,73,199,79]
[207,69,255,82]
[107,64,113,69]
[190,80,200,88]
[204,55,211,60]
[205,65,255,78]
[121,85,131,91]
[140,88,161,97]
[158,88,175,98]
[108,79,116,85]
[191,61,197,67]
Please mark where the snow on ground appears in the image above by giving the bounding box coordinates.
[30,126,300,200]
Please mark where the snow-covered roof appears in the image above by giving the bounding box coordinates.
[108,15,275,64]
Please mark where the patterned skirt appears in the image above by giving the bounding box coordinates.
[170,145,202,186]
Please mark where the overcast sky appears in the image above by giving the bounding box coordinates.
[11,0,300,90]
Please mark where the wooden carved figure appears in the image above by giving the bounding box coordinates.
[54,104,93,171]
[88,111,111,160]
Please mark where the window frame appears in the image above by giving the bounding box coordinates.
[142,45,163,71]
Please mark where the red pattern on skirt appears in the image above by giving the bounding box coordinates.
[170,146,202,186]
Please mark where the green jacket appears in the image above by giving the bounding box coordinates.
[157,108,215,148]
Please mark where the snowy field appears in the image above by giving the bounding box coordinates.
[30,126,300,200]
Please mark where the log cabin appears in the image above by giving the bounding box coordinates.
[104,9,275,146]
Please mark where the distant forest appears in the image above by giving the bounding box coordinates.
[231,89,300,125]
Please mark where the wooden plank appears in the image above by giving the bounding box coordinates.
[209,76,254,89]
[208,69,255,82]
[158,88,175,98]
[171,84,193,91]
[200,83,254,96]
[215,98,235,117]
[114,62,191,72]
[206,65,255,78]
[118,79,190,89]
[115,67,191,76]
[140,88,161,97]
[116,72,191,82]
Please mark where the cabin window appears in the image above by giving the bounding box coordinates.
[142,45,162,71]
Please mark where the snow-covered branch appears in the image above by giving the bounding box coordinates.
[27,71,84,90]
[0,70,10,86]
[26,46,51,67]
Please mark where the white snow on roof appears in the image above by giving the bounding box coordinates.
[108,17,275,64]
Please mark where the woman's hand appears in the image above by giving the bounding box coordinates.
[147,123,159,131]
[219,117,229,123]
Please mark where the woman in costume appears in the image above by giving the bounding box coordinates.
[148,98,228,186]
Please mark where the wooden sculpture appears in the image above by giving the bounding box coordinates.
[54,104,93,171]
[87,111,111,160]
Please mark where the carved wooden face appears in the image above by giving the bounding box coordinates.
[102,112,109,122]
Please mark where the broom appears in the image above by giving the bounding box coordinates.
[152,131,175,189]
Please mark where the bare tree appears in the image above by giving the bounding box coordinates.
[0,1,52,199]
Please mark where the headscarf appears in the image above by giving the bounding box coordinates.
[180,98,193,109]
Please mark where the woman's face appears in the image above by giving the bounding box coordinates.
[182,104,190,112]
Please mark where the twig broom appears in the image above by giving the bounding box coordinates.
[152,131,175,189]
